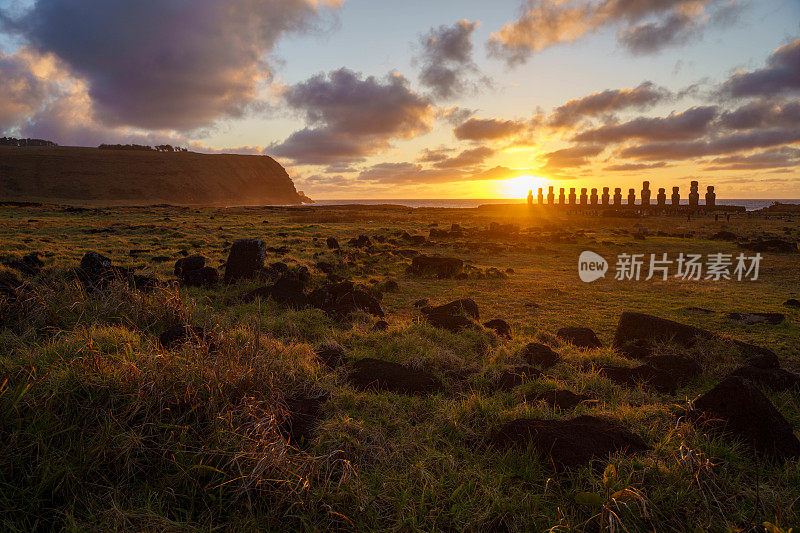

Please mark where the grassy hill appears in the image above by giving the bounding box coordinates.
[0,146,306,206]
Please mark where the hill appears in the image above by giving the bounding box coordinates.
[0,146,307,206]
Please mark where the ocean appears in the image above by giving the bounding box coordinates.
[310,199,800,211]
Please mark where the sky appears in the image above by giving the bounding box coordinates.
[1,0,799,200]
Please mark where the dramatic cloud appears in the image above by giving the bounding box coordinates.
[415,20,485,99]
[416,147,455,163]
[356,162,528,185]
[453,117,529,141]
[488,0,741,65]
[0,0,343,131]
[272,68,435,165]
[720,38,800,98]
[719,100,800,130]
[604,161,670,171]
[619,127,800,160]
[541,144,605,170]
[702,147,800,170]
[548,81,671,128]
[572,106,718,143]
[0,47,58,129]
[432,146,495,169]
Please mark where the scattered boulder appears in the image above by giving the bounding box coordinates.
[224,239,267,283]
[314,342,347,369]
[613,312,709,349]
[307,281,385,320]
[174,255,205,276]
[372,320,389,332]
[556,327,602,349]
[600,364,679,394]
[729,365,800,392]
[739,238,797,254]
[683,306,715,315]
[528,389,592,410]
[424,312,476,333]
[493,365,541,391]
[692,376,800,459]
[483,318,511,338]
[521,342,560,369]
[617,338,652,359]
[347,358,442,395]
[408,255,463,278]
[413,298,429,308]
[279,389,330,444]
[644,353,702,381]
[491,416,649,470]
[784,298,800,308]
[422,299,479,320]
[77,251,134,291]
[743,352,780,369]
[710,231,738,241]
[348,235,372,248]
[725,312,785,325]
[326,237,340,250]
[159,324,210,349]
[174,255,218,287]
[244,276,308,308]
[2,252,44,275]
[382,279,399,292]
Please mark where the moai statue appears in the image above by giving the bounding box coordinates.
[547,186,555,205]
[657,188,666,207]
[627,188,636,207]
[537,188,544,206]
[613,187,623,206]
[705,186,716,208]
[569,188,577,205]
[559,188,566,204]
[689,180,700,209]
[641,181,651,206]
[590,188,598,205]
[579,188,588,205]
[671,186,681,206]
[528,190,534,206]
[602,187,610,206]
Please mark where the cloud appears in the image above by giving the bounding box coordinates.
[720,37,800,98]
[355,162,529,185]
[719,100,800,130]
[548,81,671,128]
[415,20,485,99]
[572,106,718,143]
[440,105,476,125]
[272,68,434,165]
[0,46,59,129]
[487,0,741,65]
[603,161,669,171]
[701,147,800,171]
[617,12,699,55]
[541,144,605,170]
[619,127,800,160]
[453,117,529,141]
[432,146,495,169]
[1,0,344,131]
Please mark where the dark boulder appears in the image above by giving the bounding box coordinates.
[692,376,800,459]
[556,327,602,349]
[307,282,384,320]
[347,358,442,395]
[491,416,649,470]
[600,365,680,394]
[224,239,267,283]
[3,252,44,275]
[617,338,652,359]
[725,312,785,325]
[77,251,130,291]
[279,390,330,444]
[408,255,463,278]
[424,312,476,333]
[413,298,429,308]
[182,266,219,287]
[521,342,560,369]
[326,237,340,250]
[159,324,209,349]
[493,365,541,391]
[739,238,797,254]
[483,319,511,338]
[784,298,800,308]
[710,231,738,241]
[174,255,205,277]
[729,365,800,392]
[644,353,702,381]
[348,235,372,248]
[314,342,347,369]
[372,320,389,332]
[422,299,479,320]
[743,352,780,369]
[613,312,713,349]
[244,276,308,308]
[528,389,592,410]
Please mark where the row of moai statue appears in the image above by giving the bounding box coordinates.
[530,181,716,209]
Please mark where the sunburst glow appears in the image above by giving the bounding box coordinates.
[500,175,548,199]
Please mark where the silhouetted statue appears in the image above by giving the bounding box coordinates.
[579,188,588,206]
[590,188,598,205]
[602,187,610,206]
[705,186,716,208]
[689,180,700,209]
[657,188,666,207]
[568,188,576,205]
[528,189,534,206]
[641,181,651,206]
[627,188,636,207]
[559,188,566,204]
[547,186,555,205]
[671,186,680,206]
[613,188,622,206]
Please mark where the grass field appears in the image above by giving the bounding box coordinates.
[1,203,798,531]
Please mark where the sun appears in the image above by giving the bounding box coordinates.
[500,175,547,199]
